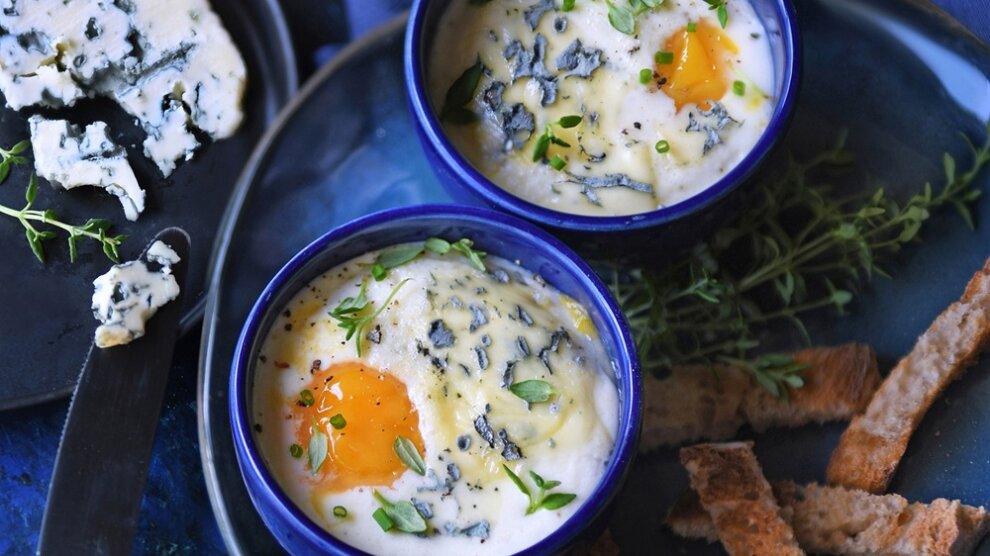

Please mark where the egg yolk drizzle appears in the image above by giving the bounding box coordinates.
[293,361,425,492]
[658,19,739,112]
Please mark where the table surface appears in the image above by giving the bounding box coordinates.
[2,1,988,554]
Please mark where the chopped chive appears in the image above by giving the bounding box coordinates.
[299,389,315,407]
[562,0,575,11]
[654,50,674,65]
[733,80,746,96]
[329,413,346,430]
[687,21,697,32]
[372,507,394,531]
[289,443,303,458]
[655,140,670,154]
[638,68,653,84]
[333,505,348,518]
[549,155,566,171]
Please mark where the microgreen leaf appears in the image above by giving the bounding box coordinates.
[557,115,583,128]
[373,491,428,533]
[424,237,451,254]
[606,1,635,34]
[509,379,557,403]
[308,418,328,475]
[441,58,484,123]
[503,465,576,515]
[393,435,426,476]
[532,133,551,162]
[451,239,487,271]
[376,243,426,271]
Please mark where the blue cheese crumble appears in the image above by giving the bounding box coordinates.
[0,0,247,176]
[91,241,180,349]
[29,116,145,221]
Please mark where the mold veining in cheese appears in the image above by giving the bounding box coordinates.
[0,0,247,176]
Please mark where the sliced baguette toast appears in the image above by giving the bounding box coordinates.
[827,258,990,493]
[680,442,804,556]
[667,482,990,556]
[642,344,880,450]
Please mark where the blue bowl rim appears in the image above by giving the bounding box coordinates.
[404,0,802,232]
[230,203,643,555]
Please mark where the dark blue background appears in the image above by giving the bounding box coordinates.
[1,1,987,554]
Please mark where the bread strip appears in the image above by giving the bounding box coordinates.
[642,344,879,450]
[827,258,990,493]
[680,442,804,556]
[667,482,990,556]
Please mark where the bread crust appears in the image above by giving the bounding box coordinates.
[642,344,880,450]
[679,442,804,556]
[827,259,990,493]
[667,482,990,556]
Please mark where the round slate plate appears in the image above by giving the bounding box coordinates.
[199,3,990,554]
[0,0,298,410]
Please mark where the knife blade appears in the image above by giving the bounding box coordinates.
[38,227,190,556]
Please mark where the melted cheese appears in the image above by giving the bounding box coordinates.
[253,249,619,555]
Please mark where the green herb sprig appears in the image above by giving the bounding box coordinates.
[329,278,410,356]
[703,0,729,29]
[503,465,577,514]
[533,115,582,163]
[0,140,29,183]
[606,0,665,35]
[1,174,127,263]
[609,124,990,396]
[370,237,487,280]
[372,491,429,533]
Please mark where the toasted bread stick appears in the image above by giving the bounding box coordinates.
[642,344,879,450]
[827,258,990,493]
[680,442,804,556]
[667,482,990,556]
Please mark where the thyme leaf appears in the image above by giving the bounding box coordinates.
[1,172,127,263]
[503,465,577,514]
[329,278,410,356]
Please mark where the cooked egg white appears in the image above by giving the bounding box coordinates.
[252,249,619,555]
[428,0,775,217]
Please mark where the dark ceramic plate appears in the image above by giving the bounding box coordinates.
[0,0,297,410]
[199,3,990,554]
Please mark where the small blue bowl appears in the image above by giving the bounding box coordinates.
[405,0,800,258]
[230,204,642,555]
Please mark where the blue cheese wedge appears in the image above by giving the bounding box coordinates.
[91,241,181,349]
[29,116,145,221]
[0,0,247,176]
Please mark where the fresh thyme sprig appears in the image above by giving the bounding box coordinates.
[0,139,29,183]
[503,465,577,515]
[702,0,729,29]
[608,124,990,395]
[329,278,410,356]
[605,0,665,35]
[532,115,582,163]
[0,174,127,263]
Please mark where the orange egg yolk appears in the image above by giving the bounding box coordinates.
[293,361,424,492]
[659,19,739,111]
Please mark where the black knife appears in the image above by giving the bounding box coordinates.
[38,228,190,556]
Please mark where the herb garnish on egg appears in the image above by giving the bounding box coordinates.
[372,491,429,533]
[503,465,577,515]
[394,435,427,476]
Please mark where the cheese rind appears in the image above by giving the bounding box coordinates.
[91,241,181,349]
[29,115,146,221]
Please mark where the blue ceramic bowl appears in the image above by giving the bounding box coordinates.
[404,0,800,257]
[230,204,642,555]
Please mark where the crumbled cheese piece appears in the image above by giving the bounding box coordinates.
[29,116,145,221]
[91,241,181,349]
[0,0,247,176]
